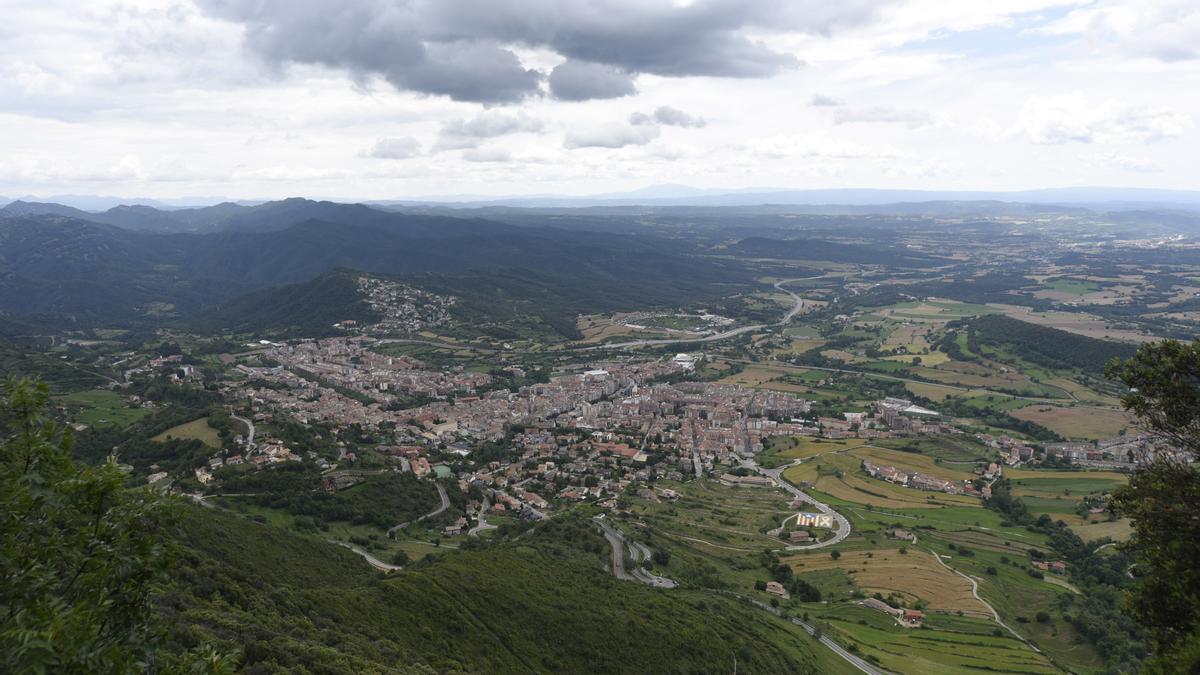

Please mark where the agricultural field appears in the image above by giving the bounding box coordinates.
[57,389,148,427]
[1010,404,1133,440]
[847,445,976,482]
[785,548,990,616]
[815,605,1059,675]
[990,304,1158,343]
[152,417,222,448]
[783,454,980,510]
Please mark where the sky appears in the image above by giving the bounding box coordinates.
[1,0,1198,201]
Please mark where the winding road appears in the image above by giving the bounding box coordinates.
[595,516,678,589]
[742,457,852,551]
[230,411,256,452]
[924,544,1038,650]
[468,496,498,538]
[388,483,450,537]
[334,541,404,573]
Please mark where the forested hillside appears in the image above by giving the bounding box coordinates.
[967,314,1138,374]
[161,507,832,674]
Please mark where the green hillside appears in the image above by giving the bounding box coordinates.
[161,507,840,674]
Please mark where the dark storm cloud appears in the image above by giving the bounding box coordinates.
[549,60,637,101]
[197,0,888,104]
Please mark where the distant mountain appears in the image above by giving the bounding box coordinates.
[728,236,946,268]
[369,186,1200,211]
[0,203,756,333]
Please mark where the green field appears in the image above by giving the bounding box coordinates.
[816,604,1058,674]
[152,417,221,448]
[58,389,148,427]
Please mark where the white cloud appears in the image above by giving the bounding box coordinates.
[1013,93,1192,144]
[434,111,544,151]
[564,124,661,149]
[1043,1,1200,62]
[461,147,513,162]
[363,136,422,159]
[832,105,935,128]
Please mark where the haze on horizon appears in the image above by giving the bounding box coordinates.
[2,0,1198,201]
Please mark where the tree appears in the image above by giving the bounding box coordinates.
[830,550,841,560]
[0,378,172,673]
[1107,341,1200,671]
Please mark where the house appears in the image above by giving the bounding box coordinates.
[789,530,812,543]
[1032,560,1049,571]
[1050,561,1067,574]
[902,609,924,626]
[892,528,913,541]
[764,581,790,599]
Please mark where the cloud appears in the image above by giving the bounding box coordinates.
[1081,152,1162,173]
[1014,93,1192,144]
[461,147,513,162]
[434,111,543,150]
[1043,1,1200,62]
[564,124,661,149]
[548,60,637,101]
[832,105,934,129]
[363,136,422,159]
[745,133,898,161]
[809,93,842,107]
[197,0,887,103]
[630,106,706,128]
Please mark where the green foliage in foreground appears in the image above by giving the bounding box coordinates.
[162,507,831,674]
[0,378,171,672]
[1107,340,1200,672]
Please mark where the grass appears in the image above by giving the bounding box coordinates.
[58,389,148,427]
[817,604,1058,675]
[785,548,990,616]
[783,455,980,510]
[1010,404,1133,440]
[1042,277,1100,296]
[847,445,977,482]
[152,417,221,448]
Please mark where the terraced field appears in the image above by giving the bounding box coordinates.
[785,548,990,616]
[783,454,981,510]
[817,605,1059,675]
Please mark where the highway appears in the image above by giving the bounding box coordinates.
[586,276,815,351]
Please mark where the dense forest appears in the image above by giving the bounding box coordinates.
[964,315,1137,375]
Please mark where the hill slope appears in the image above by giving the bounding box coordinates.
[161,507,836,674]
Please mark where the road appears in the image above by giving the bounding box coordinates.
[586,323,767,350]
[773,277,813,324]
[747,598,887,675]
[230,411,256,452]
[925,544,1037,650]
[468,496,498,538]
[743,457,852,551]
[388,483,450,537]
[333,541,404,573]
[595,516,677,589]
[585,276,816,351]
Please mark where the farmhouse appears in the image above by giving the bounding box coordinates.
[764,581,790,599]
